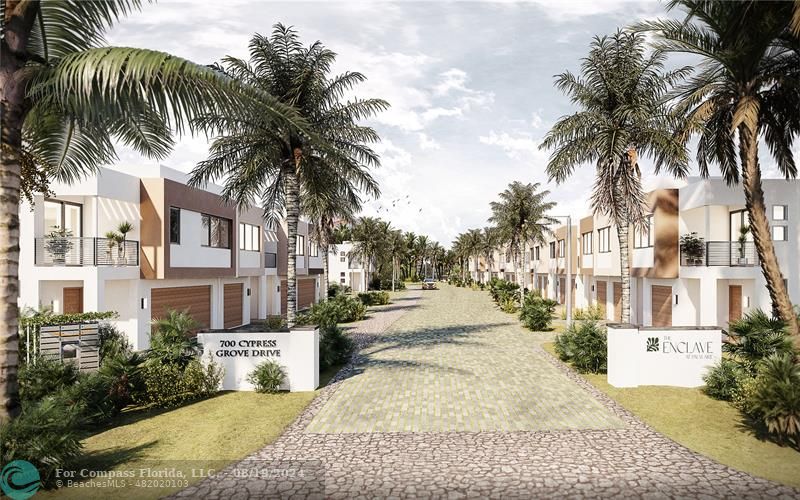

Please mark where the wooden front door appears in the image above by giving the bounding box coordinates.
[651,285,673,327]
[559,277,565,304]
[729,285,743,324]
[596,281,607,318]
[224,283,244,329]
[63,287,83,314]
[298,278,317,309]
[612,282,622,322]
[151,285,211,330]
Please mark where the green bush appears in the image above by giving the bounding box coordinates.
[136,358,222,408]
[725,310,795,374]
[703,358,747,401]
[554,321,607,373]
[0,397,83,488]
[148,309,201,367]
[298,294,366,328]
[18,357,79,402]
[327,282,351,298]
[64,372,117,424]
[499,297,518,314]
[98,350,144,411]
[358,291,390,306]
[98,323,131,361]
[378,278,405,291]
[247,360,285,393]
[520,293,558,331]
[568,304,605,321]
[488,278,520,307]
[747,354,800,443]
[319,326,354,371]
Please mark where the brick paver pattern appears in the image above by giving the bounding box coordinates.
[175,285,800,499]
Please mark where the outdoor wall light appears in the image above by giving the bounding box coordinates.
[746,296,750,307]
[141,298,148,309]
[247,288,251,296]
[674,294,679,306]
[591,285,595,292]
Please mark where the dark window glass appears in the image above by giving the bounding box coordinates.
[170,207,180,243]
[201,215,210,246]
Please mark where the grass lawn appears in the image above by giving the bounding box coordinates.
[542,342,800,489]
[45,366,341,499]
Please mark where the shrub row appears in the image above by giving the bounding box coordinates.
[554,321,608,374]
[297,294,366,328]
[358,291,390,306]
[520,293,558,331]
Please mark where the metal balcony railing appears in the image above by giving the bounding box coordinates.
[681,241,758,267]
[35,237,139,266]
[264,252,277,268]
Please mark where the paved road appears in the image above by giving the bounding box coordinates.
[176,285,799,499]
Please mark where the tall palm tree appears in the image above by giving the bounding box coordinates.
[489,182,558,308]
[540,30,688,323]
[464,228,483,283]
[189,25,386,326]
[481,227,500,284]
[415,235,430,279]
[0,0,298,420]
[350,216,384,290]
[387,229,406,291]
[402,232,417,279]
[643,1,800,340]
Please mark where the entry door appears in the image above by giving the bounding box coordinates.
[651,285,673,327]
[63,287,83,314]
[596,281,607,318]
[729,285,742,323]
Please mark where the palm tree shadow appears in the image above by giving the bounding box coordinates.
[734,413,800,452]
[71,441,159,471]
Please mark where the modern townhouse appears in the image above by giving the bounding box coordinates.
[19,165,324,350]
[472,177,799,329]
[327,242,369,292]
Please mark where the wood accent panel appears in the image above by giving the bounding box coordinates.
[298,278,316,309]
[280,279,287,316]
[63,287,83,314]
[651,285,673,327]
[151,286,211,329]
[729,285,742,324]
[559,277,565,304]
[224,283,243,329]
[596,281,607,317]
[631,188,679,279]
[613,282,622,322]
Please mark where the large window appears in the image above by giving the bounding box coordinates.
[633,214,654,248]
[549,242,556,258]
[201,214,231,248]
[44,199,82,236]
[238,223,260,251]
[582,232,592,254]
[598,227,611,253]
[310,240,319,257]
[772,205,788,221]
[772,225,788,241]
[558,239,565,258]
[534,246,540,261]
[169,207,180,244]
[730,210,750,242]
[296,235,306,255]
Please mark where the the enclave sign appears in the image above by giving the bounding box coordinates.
[646,336,715,360]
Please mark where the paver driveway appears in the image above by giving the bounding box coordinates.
[176,285,800,499]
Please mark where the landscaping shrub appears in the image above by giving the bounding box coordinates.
[378,278,405,291]
[520,293,558,331]
[247,360,286,393]
[565,304,605,321]
[358,291,390,306]
[703,358,747,401]
[0,397,83,488]
[319,325,355,371]
[262,315,287,331]
[499,297,518,314]
[64,371,117,424]
[98,323,131,361]
[98,350,144,411]
[137,358,222,408]
[554,321,607,373]
[298,294,366,328]
[725,310,795,374]
[747,354,800,444]
[488,278,520,307]
[328,282,351,298]
[18,357,79,402]
[148,309,201,367]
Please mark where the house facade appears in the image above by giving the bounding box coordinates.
[471,178,799,329]
[327,242,369,292]
[20,165,323,350]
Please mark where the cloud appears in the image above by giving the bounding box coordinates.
[478,131,544,161]
[417,133,441,151]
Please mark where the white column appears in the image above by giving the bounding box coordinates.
[83,274,105,312]
[258,275,268,319]
[699,277,719,326]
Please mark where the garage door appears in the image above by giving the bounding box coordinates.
[596,281,607,317]
[652,285,672,327]
[298,278,316,309]
[613,282,622,322]
[224,283,243,329]
[152,286,211,329]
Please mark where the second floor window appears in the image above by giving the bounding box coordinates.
[582,232,592,254]
[340,251,346,263]
[296,235,306,256]
[239,223,260,251]
[549,242,556,258]
[201,214,231,249]
[558,239,565,257]
[598,227,611,253]
[169,207,180,243]
[310,241,319,257]
[772,205,788,221]
[534,246,540,260]
[633,215,655,248]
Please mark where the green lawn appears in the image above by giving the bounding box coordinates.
[542,342,800,489]
[45,366,341,499]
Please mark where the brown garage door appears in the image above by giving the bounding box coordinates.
[596,281,607,317]
[152,286,211,329]
[224,283,243,329]
[63,287,83,314]
[613,282,622,322]
[652,285,672,327]
[559,277,565,304]
[298,278,316,309]
[729,285,742,324]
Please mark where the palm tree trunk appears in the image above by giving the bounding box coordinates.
[617,224,631,324]
[322,243,329,302]
[284,163,299,327]
[517,253,524,309]
[739,125,800,342]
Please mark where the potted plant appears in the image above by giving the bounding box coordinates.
[737,225,750,265]
[679,232,705,265]
[45,228,74,265]
[104,231,119,263]
[117,222,133,263]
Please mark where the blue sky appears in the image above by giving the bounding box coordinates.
[107,1,793,246]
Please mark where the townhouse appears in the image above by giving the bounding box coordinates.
[471,177,799,329]
[20,165,324,350]
[327,242,370,292]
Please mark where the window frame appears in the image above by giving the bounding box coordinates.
[633,214,655,249]
[296,235,306,256]
[169,207,181,244]
[44,198,84,237]
[201,214,231,249]
[558,239,565,258]
[534,246,540,261]
[549,242,556,258]
[238,222,261,252]
[581,231,592,255]
[772,225,788,241]
[772,205,788,221]
[598,226,611,253]
[309,240,319,257]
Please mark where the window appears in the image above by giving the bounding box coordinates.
[772,205,788,221]
[549,242,556,258]
[169,207,180,244]
[505,252,511,263]
[582,232,592,254]
[238,223,260,251]
[558,239,565,258]
[598,227,611,253]
[340,272,345,277]
[296,235,305,255]
[772,225,788,241]
[534,246,540,260]
[340,251,346,263]
[633,214,655,248]
[730,210,750,241]
[310,241,319,257]
[43,199,82,236]
[201,214,231,248]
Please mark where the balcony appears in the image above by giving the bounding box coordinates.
[265,252,277,268]
[681,241,758,267]
[35,237,139,266]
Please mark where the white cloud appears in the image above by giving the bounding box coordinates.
[417,133,441,151]
[478,131,544,161]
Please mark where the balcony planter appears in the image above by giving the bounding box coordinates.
[737,225,750,266]
[679,232,705,266]
[45,229,74,266]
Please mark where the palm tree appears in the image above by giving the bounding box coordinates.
[350,216,385,290]
[489,182,558,308]
[642,1,800,340]
[481,227,500,284]
[464,228,483,283]
[189,25,386,326]
[0,0,299,421]
[540,30,689,323]
[415,235,430,279]
[387,229,406,291]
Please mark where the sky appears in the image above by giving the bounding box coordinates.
[106,0,795,247]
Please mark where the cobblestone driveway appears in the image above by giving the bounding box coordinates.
[176,285,800,499]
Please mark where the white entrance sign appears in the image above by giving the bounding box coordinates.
[607,325,721,388]
[198,327,319,391]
